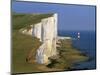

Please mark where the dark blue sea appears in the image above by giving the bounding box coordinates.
[58,30,96,70]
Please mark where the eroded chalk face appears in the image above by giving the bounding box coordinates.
[19,13,58,64]
[33,23,42,41]
[35,13,58,64]
[35,42,51,64]
[35,15,57,64]
[19,24,34,35]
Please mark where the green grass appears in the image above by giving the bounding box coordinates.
[12,13,53,30]
[12,31,42,73]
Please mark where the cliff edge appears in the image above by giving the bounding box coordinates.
[20,13,58,64]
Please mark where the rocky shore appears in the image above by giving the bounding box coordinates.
[46,38,89,70]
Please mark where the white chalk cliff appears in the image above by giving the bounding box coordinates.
[20,13,58,64]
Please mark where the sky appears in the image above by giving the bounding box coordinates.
[12,1,96,31]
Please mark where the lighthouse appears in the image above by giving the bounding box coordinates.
[77,32,80,39]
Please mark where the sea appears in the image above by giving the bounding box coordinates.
[58,30,96,70]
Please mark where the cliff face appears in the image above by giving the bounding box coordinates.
[20,13,58,64]
[35,14,58,64]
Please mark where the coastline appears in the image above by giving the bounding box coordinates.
[12,13,90,73]
[47,37,89,70]
[12,31,89,74]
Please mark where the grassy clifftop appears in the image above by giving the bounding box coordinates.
[12,31,41,73]
[12,13,54,73]
[12,13,53,30]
